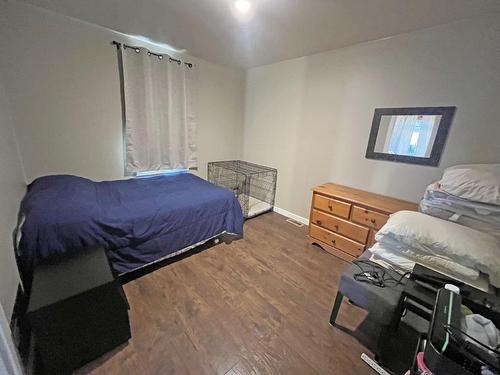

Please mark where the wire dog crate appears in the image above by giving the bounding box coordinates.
[208,160,277,219]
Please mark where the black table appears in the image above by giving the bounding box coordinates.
[27,246,131,375]
[390,264,500,332]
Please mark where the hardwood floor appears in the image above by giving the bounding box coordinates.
[75,212,374,375]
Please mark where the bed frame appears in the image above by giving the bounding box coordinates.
[117,231,241,283]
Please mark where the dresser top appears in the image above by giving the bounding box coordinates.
[313,183,418,214]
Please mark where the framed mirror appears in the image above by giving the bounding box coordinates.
[365,106,456,166]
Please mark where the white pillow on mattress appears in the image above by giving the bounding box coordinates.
[440,164,500,205]
[375,211,500,287]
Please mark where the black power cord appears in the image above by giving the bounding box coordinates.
[352,260,410,288]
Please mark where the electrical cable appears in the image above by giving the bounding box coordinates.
[352,260,410,288]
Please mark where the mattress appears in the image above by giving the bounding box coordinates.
[18,173,244,280]
[369,243,491,292]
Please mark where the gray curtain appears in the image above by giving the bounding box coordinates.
[121,47,197,174]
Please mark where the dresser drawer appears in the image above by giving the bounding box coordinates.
[311,209,369,243]
[351,206,389,230]
[313,194,351,219]
[310,224,365,257]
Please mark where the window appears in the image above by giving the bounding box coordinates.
[386,115,440,158]
[135,169,189,177]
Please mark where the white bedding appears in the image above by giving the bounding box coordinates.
[420,200,500,239]
[440,164,500,206]
[376,211,500,288]
[369,243,491,292]
[421,182,500,224]
[246,195,272,217]
[370,242,479,280]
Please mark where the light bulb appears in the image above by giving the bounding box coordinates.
[234,0,251,14]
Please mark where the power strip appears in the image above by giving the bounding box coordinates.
[361,353,391,375]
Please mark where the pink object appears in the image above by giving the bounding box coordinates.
[416,352,433,374]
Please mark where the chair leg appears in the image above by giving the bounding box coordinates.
[329,291,344,326]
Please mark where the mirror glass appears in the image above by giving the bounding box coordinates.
[373,114,442,158]
[365,107,455,167]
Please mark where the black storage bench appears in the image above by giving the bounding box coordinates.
[330,263,405,325]
[329,252,406,358]
[27,246,131,375]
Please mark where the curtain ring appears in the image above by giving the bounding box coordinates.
[135,48,140,53]
[158,55,163,60]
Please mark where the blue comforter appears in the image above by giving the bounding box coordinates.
[19,173,243,277]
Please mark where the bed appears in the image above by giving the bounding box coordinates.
[17,173,244,286]
[368,210,500,293]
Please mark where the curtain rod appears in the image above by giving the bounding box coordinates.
[111,41,193,68]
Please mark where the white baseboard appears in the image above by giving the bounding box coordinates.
[273,206,309,225]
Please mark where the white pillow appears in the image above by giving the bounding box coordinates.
[440,164,500,205]
[375,211,500,287]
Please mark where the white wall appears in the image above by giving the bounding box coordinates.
[0,0,244,317]
[244,15,500,219]
[0,2,245,182]
[0,75,26,319]
[1,3,499,236]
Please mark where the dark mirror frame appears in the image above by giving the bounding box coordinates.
[365,106,456,167]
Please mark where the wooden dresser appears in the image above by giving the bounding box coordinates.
[308,183,418,262]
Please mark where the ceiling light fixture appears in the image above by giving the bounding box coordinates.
[234,0,251,14]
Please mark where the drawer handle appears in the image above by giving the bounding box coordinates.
[334,224,339,231]
[328,204,333,211]
[316,220,322,225]
[370,219,376,224]
[331,239,336,246]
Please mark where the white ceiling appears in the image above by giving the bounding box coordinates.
[20,0,500,68]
